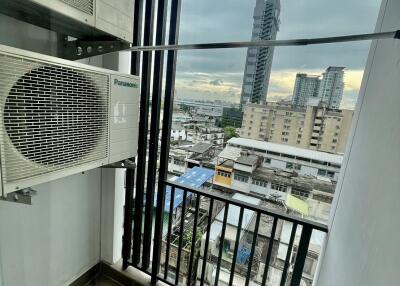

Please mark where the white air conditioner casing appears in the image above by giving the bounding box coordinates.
[0,0,135,42]
[0,44,140,197]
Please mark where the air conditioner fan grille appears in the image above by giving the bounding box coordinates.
[60,0,94,15]
[0,55,109,183]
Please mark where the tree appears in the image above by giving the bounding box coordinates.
[224,126,238,141]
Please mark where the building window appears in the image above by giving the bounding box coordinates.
[217,170,231,178]
[264,158,271,164]
[286,162,293,169]
[234,173,249,183]
[291,188,309,199]
[174,159,185,166]
[332,138,337,143]
[271,183,287,192]
[303,257,315,275]
[297,134,302,139]
[294,163,301,170]
[252,179,268,188]
[313,194,333,204]
[317,169,327,176]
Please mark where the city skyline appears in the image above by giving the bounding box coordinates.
[175,0,380,110]
[291,67,345,109]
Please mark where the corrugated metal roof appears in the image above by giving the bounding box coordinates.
[228,137,343,165]
[155,167,215,212]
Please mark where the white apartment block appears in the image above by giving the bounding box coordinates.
[317,66,345,109]
[187,127,225,147]
[227,137,343,181]
[240,102,353,154]
[291,73,321,106]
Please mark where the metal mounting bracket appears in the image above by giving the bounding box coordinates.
[102,159,136,170]
[0,187,37,205]
[58,36,131,61]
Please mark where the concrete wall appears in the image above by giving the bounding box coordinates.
[0,14,128,286]
[316,0,400,285]
[0,170,101,286]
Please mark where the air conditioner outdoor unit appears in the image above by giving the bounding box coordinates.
[0,0,135,42]
[0,44,140,197]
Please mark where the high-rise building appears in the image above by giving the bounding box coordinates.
[240,101,353,153]
[317,66,345,109]
[291,73,321,106]
[240,0,280,106]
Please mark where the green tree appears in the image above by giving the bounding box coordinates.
[224,126,238,140]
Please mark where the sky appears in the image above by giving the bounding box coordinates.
[174,0,381,109]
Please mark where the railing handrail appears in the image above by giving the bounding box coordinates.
[165,180,328,233]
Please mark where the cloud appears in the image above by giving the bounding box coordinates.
[344,70,364,92]
[209,79,224,86]
[175,72,242,102]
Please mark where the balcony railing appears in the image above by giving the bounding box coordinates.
[140,179,329,286]
[121,1,330,285]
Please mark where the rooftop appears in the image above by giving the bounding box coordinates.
[236,154,260,166]
[252,167,336,194]
[186,142,213,154]
[228,137,343,165]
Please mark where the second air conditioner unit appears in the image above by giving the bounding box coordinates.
[0,44,140,197]
[0,0,135,42]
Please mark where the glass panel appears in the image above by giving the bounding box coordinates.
[179,0,380,43]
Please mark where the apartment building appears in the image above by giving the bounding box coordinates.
[227,137,343,181]
[291,73,321,106]
[317,66,345,109]
[240,102,353,153]
[291,67,345,109]
[240,0,280,105]
[187,127,225,147]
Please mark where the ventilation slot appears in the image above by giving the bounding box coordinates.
[60,0,94,15]
[0,54,109,183]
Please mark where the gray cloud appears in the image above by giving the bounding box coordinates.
[209,79,224,86]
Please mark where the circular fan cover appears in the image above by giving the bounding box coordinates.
[4,65,107,165]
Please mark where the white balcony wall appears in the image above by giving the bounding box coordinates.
[0,14,128,286]
[316,1,400,285]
